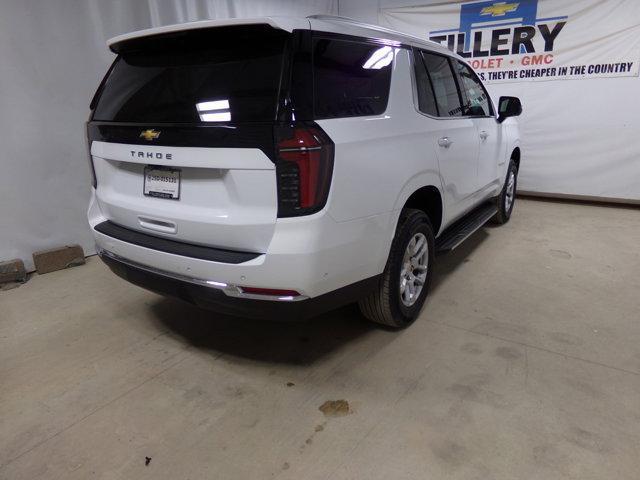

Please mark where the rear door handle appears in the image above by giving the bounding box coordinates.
[438,137,452,148]
[479,130,489,140]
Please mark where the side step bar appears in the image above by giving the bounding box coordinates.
[435,202,498,254]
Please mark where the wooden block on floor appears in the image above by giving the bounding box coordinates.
[0,259,27,283]
[32,245,85,274]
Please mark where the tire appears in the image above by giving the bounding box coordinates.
[493,159,518,224]
[358,209,435,329]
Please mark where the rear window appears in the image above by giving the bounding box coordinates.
[420,51,463,118]
[92,25,289,124]
[313,38,393,119]
[413,49,438,116]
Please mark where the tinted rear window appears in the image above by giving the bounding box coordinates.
[413,50,438,116]
[92,25,288,124]
[313,38,393,119]
[420,52,462,118]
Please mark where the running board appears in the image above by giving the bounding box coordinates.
[435,202,498,254]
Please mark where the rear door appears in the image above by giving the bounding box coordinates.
[88,25,289,253]
[415,50,480,221]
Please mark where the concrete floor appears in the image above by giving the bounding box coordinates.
[1,198,639,480]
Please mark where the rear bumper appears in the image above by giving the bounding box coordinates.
[89,190,393,300]
[99,249,379,320]
[97,246,309,302]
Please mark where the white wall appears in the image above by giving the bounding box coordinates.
[0,0,337,270]
[340,0,454,23]
[0,1,113,272]
[481,76,640,200]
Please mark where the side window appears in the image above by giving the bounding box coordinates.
[413,49,438,116]
[313,38,393,119]
[454,60,494,117]
[420,52,463,117]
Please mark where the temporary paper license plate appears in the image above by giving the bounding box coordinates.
[143,166,181,200]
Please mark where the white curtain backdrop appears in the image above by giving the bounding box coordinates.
[0,0,337,270]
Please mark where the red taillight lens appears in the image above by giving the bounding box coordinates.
[85,128,97,188]
[275,124,334,217]
[239,286,301,298]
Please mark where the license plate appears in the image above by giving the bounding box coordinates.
[143,166,181,200]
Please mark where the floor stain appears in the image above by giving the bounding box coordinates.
[225,385,252,399]
[447,403,473,425]
[548,331,584,346]
[282,462,290,470]
[183,386,205,401]
[286,382,295,387]
[549,249,572,259]
[460,342,482,355]
[495,346,522,360]
[565,378,602,398]
[319,400,350,417]
[448,374,511,410]
[299,421,327,452]
[242,417,259,429]
[533,444,570,473]
[564,427,611,454]
[430,440,469,468]
[473,320,530,339]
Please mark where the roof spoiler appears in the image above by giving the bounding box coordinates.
[107,17,310,53]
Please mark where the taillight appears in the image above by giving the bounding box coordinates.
[85,127,97,188]
[88,153,97,189]
[274,124,334,217]
[239,286,301,298]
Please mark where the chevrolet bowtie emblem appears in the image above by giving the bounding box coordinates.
[140,129,161,141]
[480,2,519,17]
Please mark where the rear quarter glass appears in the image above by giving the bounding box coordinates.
[92,25,289,124]
[312,37,393,119]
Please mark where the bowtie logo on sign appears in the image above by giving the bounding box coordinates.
[429,0,567,72]
[480,2,519,16]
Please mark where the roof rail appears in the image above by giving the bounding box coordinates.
[307,14,439,47]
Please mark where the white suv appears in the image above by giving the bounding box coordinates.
[87,15,522,328]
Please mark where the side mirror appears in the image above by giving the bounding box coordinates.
[497,96,522,123]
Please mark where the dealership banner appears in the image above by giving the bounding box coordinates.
[381,0,640,83]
